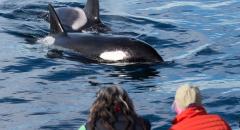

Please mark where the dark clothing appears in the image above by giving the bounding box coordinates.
[85,114,150,130]
[170,106,231,130]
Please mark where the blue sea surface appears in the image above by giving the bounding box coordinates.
[0,0,240,130]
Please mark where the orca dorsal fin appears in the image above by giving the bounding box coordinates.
[48,4,66,34]
[83,0,100,22]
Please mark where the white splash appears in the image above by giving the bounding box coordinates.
[37,36,55,46]
[71,8,87,30]
[100,51,128,61]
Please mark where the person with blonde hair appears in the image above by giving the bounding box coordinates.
[170,84,231,130]
[79,86,151,130]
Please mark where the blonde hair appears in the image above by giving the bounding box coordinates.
[175,84,202,109]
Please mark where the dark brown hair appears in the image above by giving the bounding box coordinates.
[88,86,147,130]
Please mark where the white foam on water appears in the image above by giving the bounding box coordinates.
[37,36,56,46]
[100,50,128,61]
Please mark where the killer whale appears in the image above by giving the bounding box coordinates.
[43,4,163,63]
[44,0,110,32]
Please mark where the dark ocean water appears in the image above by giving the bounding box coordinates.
[0,0,240,130]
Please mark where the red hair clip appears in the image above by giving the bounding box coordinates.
[114,103,121,113]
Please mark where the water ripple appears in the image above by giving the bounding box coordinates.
[39,68,97,81]
[1,57,60,73]
[0,97,32,104]
[140,1,238,11]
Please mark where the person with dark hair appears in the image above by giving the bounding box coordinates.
[170,84,231,130]
[78,86,151,130]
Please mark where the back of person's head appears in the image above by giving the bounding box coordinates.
[88,86,138,130]
[174,84,202,110]
[91,86,135,114]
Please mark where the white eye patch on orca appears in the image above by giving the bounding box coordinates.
[71,8,87,30]
[100,51,128,61]
[37,36,56,46]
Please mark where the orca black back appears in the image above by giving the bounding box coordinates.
[46,4,164,64]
